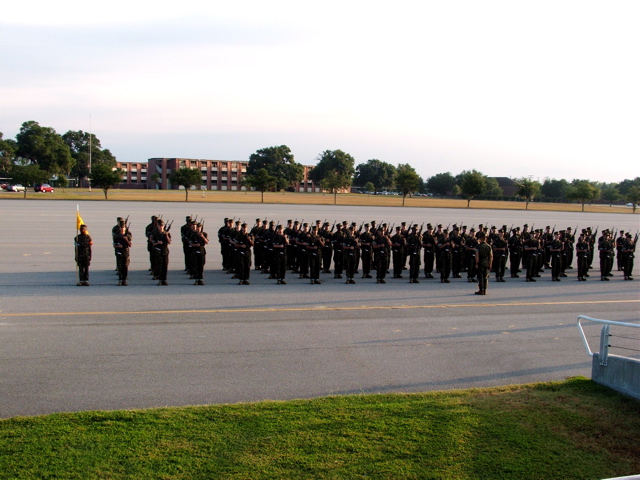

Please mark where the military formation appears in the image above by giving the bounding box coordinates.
[75,216,638,290]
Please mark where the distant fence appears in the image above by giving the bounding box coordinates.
[577,315,640,400]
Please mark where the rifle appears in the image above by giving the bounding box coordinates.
[165,220,174,232]
[419,222,424,234]
[331,220,336,232]
[358,220,364,233]
[125,215,131,231]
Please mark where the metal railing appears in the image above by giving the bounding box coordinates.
[577,315,640,366]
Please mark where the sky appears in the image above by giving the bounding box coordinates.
[2,0,639,184]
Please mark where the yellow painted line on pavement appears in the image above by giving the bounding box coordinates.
[1,299,638,317]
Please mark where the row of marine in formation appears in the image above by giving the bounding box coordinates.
[75,216,637,288]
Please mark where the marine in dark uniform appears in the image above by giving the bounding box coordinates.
[342,226,358,284]
[113,222,132,286]
[438,229,452,283]
[359,223,374,279]
[492,229,507,282]
[75,224,93,286]
[307,225,325,284]
[406,224,422,283]
[151,219,171,285]
[271,224,289,284]
[189,222,208,285]
[390,226,405,278]
[233,223,254,285]
[422,224,436,279]
[575,234,590,281]
[549,231,563,281]
[372,229,391,283]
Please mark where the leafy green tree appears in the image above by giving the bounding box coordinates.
[363,181,375,193]
[63,130,116,185]
[247,145,303,191]
[15,121,74,175]
[309,149,355,202]
[458,170,486,207]
[0,132,17,174]
[515,177,542,209]
[353,159,396,193]
[540,178,569,202]
[452,185,461,197]
[625,186,640,213]
[243,168,277,203]
[395,163,421,206]
[567,180,600,212]
[601,185,621,206]
[617,177,640,197]
[426,172,456,196]
[90,163,124,199]
[484,177,502,199]
[8,164,49,198]
[319,170,352,205]
[169,167,202,201]
[56,174,68,190]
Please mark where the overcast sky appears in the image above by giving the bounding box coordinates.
[2,1,638,183]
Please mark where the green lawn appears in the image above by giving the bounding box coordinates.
[1,378,638,479]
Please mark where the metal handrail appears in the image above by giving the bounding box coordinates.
[577,315,640,366]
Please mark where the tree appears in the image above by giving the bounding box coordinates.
[515,177,542,209]
[242,168,277,203]
[247,145,303,191]
[308,149,355,203]
[169,167,202,201]
[319,171,351,205]
[353,159,396,193]
[63,130,116,185]
[626,186,640,213]
[540,178,569,202]
[15,121,74,175]
[458,170,486,207]
[90,163,124,199]
[567,180,600,212]
[601,185,621,206]
[617,177,640,197]
[426,172,456,196]
[363,181,375,193]
[484,177,502,199]
[0,132,17,174]
[395,163,421,206]
[8,164,49,198]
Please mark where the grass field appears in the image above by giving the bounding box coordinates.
[1,188,637,214]
[1,378,638,479]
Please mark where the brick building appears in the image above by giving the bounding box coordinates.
[115,158,319,192]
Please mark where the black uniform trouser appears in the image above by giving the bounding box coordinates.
[466,252,476,279]
[192,252,205,280]
[525,253,536,280]
[495,254,506,279]
[77,257,90,282]
[322,246,333,271]
[440,252,451,280]
[392,250,403,276]
[155,251,169,281]
[623,253,634,277]
[344,250,356,279]
[577,254,589,279]
[409,251,421,279]
[509,250,521,275]
[333,249,343,275]
[308,249,320,279]
[273,250,286,279]
[238,251,251,281]
[361,249,372,276]
[551,253,561,278]
[375,253,387,279]
[424,249,434,276]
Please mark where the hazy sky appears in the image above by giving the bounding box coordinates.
[2,1,638,183]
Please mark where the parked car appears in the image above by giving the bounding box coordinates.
[35,183,54,193]
[7,184,26,192]
[626,203,638,207]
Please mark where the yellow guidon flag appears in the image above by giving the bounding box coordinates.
[76,206,85,230]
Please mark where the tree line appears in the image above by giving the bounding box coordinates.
[2,122,639,208]
[0,121,123,198]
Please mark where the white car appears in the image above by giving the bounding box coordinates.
[626,203,638,207]
[8,184,26,192]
